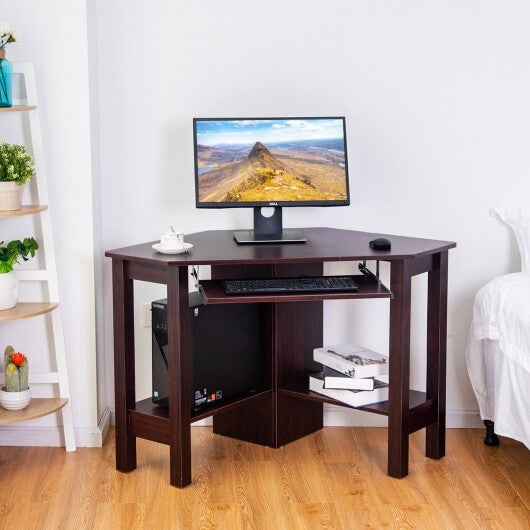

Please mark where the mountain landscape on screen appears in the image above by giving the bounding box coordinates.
[195,119,348,203]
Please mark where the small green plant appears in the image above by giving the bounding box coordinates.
[0,143,35,185]
[0,237,38,274]
[3,346,28,392]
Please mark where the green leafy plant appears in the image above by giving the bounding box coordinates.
[0,143,35,185]
[0,237,38,274]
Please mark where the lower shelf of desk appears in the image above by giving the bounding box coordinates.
[129,389,272,445]
[128,382,437,446]
[279,384,437,434]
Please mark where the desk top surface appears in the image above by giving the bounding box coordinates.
[105,227,456,266]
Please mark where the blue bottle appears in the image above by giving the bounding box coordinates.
[0,49,12,108]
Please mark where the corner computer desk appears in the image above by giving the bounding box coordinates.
[106,227,456,488]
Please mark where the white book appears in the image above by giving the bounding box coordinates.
[309,371,389,408]
[323,367,375,390]
[314,344,388,379]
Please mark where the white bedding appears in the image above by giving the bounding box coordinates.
[466,272,530,448]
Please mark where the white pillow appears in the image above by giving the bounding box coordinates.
[494,204,530,272]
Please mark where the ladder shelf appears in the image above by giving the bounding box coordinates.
[0,63,75,451]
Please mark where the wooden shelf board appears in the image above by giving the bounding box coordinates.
[0,398,67,425]
[200,275,391,304]
[0,302,58,322]
[0,105,36,112]
[130,389,273,444]
[0,205,48,218]
[279,383,427,417]
[133,389,272,422]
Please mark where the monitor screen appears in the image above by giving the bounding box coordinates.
[194,117,350,207]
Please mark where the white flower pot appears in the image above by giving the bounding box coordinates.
[0,387,31,410]
[0,182,25,211]
[0,271,19,310]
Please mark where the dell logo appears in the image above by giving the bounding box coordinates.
[269,202,278,206]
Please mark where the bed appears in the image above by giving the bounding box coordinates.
[466,204,530,449]
[466,273,530,448]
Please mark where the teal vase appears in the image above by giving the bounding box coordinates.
[0,49,12,108]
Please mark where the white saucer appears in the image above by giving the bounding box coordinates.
[152,242,193,255]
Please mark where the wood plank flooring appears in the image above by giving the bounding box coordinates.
[0,427,528,529]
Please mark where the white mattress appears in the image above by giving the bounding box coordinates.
[466,273,530,448]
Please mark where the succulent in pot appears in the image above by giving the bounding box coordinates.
[0,237,38,310]
[0,345,31,410]
[0,142,35,210]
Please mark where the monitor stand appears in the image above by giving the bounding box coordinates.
[233,207,307,244]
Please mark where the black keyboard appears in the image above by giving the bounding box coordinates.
[223,276,358,295]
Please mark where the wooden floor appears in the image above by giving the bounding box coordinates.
[0,427,528,529]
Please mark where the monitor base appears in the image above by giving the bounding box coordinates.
[233,230,307,244]
[233,207,307,244]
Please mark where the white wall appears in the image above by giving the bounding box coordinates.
[94,1,530,425]
[1,1,101,444]
[86,0,107,425]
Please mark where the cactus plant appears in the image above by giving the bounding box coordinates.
[5,362,18,391]
[18,359,28,391]
[4,345,13,371]
[3,346,28,392]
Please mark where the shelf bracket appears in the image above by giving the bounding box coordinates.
[359,260,381,284]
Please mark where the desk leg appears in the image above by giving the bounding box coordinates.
[167,265,192,487]
[112,259,136,472]
[388,260,412,478]
[426,251,448,459]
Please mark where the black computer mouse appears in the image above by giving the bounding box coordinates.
[369,237,391,251]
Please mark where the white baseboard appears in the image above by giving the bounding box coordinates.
[97,406,112,444]
[109,406,483,429]
[0,406,112,448]
[445,409,484,428]
[0,404,481,449]
[322,405,484,428]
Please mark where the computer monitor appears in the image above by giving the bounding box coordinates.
[193,117,350,243]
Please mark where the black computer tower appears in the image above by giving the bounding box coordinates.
[152,291,264,412]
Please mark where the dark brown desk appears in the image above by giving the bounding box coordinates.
[106,227,456,487]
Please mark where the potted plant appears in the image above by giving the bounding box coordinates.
[0,237,38,310]
[0,143,35,210]
[0,20,20,107]
[0,346,30,410]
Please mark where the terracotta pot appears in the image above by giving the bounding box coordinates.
[0,271,19,310]
[0,182,25,210]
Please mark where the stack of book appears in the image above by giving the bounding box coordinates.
[310,344,389,407]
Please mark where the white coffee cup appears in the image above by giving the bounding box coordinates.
[161,228,184,250]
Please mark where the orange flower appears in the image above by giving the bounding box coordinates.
[10,352,26,367]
